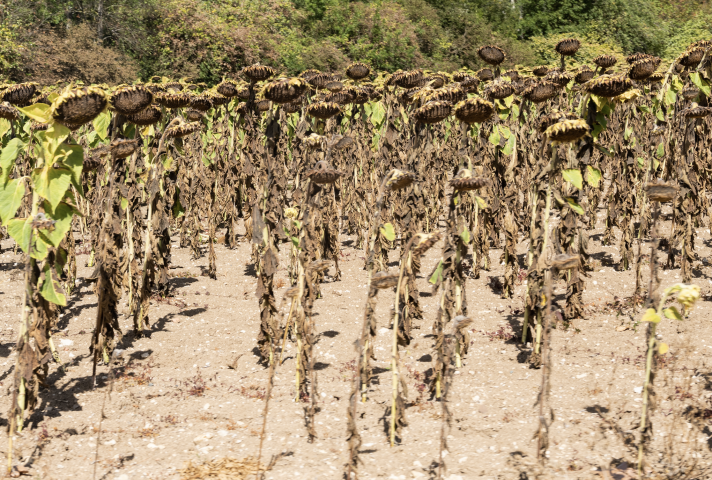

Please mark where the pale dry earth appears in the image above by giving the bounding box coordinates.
[1,206,711,480]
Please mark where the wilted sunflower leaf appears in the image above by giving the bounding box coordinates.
[92,110,111,140]
[641,308,661,324]
[689,72,711,97]
[39,261,67,306]
[459,228,471,244]
[585,165,602,187]
[380,222,396,242]
[0,178,25,224]
[663,307,682,320]
[429,260,444,285]
[562,169,583,190]
[488,127,500,146]
[1,138,25,184]
[18,104,51,123]
[565,197,584,215]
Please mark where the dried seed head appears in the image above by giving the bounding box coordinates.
[458,76,479,93]
[391,69,424,89]
[210,91,229,106]
[185,108,204,121]
[397,87,420,104]
[351,87,370,104]
[453,97,494,124]
[521,80,559,103]
[555,38,580,56]
[126,104,162,126]
[645,182,678,202]
[216,79,240,97]
[545,118,588,143]
[282,99,302,113]
[189,94,213,111]
[164,120,201,138]
[450,170,488,191]
[308,260,332,274]
[584,75,633,97]
[538,110,574,133]
[322,90,353,105]
[370,272,399,290]
[305,161,344,184]
[235,102,249,116]
[306,101,341,120]
[164,81,183,91]
[329,135,354,151]
[682,106,712,118]
[551,254,580,270]
[264,77,309,104]
[256,99,271,112]
[325,80,343,92]
[3,82,39,106]
[628,57,659,81]
[425,75,446,89]
[306,72,332,90]
[532,65,549,77]
[303,133,324,150]
[648,72,665,83]
[411,101,451,124]
[484,82,514,100]
[412,232,440,257]
[31,121,48,131]
[386,169,419,191]
[627,53,654,64]
[110,85,154,115]
[679,47,705,67]
[574,66,594,84]
[155,90,190,108]
[503,70,520,82]
[593,54,617,69]
[426,85,466,104]
[545,70,573,87]
[346,62,371,81]
[691,40,712,50]
[242,64,276,83]
[50,86,108,129]
[476,68,494,82]
[0,102,20,121]
[300,69,321,81]
[682,85,700,100]
[477,45,506,65]
[110,139,139,159]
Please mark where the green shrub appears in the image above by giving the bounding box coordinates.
[529,31,625,68]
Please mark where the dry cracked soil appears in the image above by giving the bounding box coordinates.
[1,206,712,479]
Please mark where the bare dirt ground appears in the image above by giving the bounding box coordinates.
[1,206,712,480]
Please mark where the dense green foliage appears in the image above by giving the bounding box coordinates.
[3,0,712,84]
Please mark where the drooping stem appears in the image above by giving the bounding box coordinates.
[390,250,408,446]
[637,321,657,474]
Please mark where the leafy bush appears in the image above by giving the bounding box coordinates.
[662,17,712,61]
[0,21,24,81]
[529,32,625,68]
[21,23,138,85]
